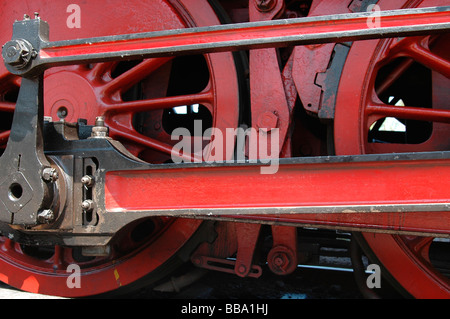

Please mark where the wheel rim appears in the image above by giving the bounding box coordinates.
[334,0,450,298]
[0,0,240,297]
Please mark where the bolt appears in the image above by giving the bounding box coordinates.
[237,264,247,274]
[255,0,276,12]
[37,209,54,224]
[95,116,105,127]
[81,175,94,187]
[191,256,202,265]
[42,167,58,182]
[81,199,94,211]
[269,249,295,275]
[2,39,34,69]
[274,255,286,267]
[90,116,110,139]
[257,111,279,132]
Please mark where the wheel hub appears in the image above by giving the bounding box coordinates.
[45,70,99,123]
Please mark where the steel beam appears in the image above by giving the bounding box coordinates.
[3,7,450,76]
[104,152,450,237]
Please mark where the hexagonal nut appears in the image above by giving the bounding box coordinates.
[42,167,59,182]
[267,245,296,275]
[2,39,33,69]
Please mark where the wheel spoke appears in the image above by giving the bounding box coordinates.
[376,58,414,97]
[408,45,450,78]
[399,39,450,78]
[110,126,200,162]
[102,57,173,96]
[0,130,10,146]
[86,62,118,81]
[103,90,213,113]
[51,245,65,270]
[366,103,450,124]
[0,73,21,88]
[407,236,434,253]
[0,102,15,112]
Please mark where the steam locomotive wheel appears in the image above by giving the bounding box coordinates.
[333,0,450,298]
[0,0,240,297]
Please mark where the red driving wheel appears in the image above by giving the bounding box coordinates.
[0,0,240,297]
[334,0,450,298]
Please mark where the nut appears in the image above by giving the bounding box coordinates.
[81,200,94,211]
[2,39,34,69]
[255,0,276,12]
[42,168,58,182]
[81,175,94,187]
[37,209,54,224]
[90,116,110,139]
[42,167,58,182]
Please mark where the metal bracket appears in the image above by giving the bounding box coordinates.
[0,18,56,225]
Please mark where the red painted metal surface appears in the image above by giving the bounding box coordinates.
[104,157,450,236]
[38,7,450,64]
[0,0,448,299]
[249,0,291,152]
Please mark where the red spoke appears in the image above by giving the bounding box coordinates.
[0,102,15,112]
[405,237,435,262]
[406,42,450,78]
[86,62,118,81]
[101,57,173,96]
[51,245,65,270]
[0,130,10,146]
[0,73,20,87]
[103,90,213,113]
[366,103,450,124]
[376,58,414,97]
[407,236,434,252]
[109,126,199,162]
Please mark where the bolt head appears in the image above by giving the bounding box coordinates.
[2,39,33,69]
[42,167,58,182]
[37,209,54,224]
[237,264,247,274]
[81,175,94,187]
[81,200,94,211]
[255,0,276,12]
[274,255,286,267]
[257,111,279,132]
[95,116,105,126]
